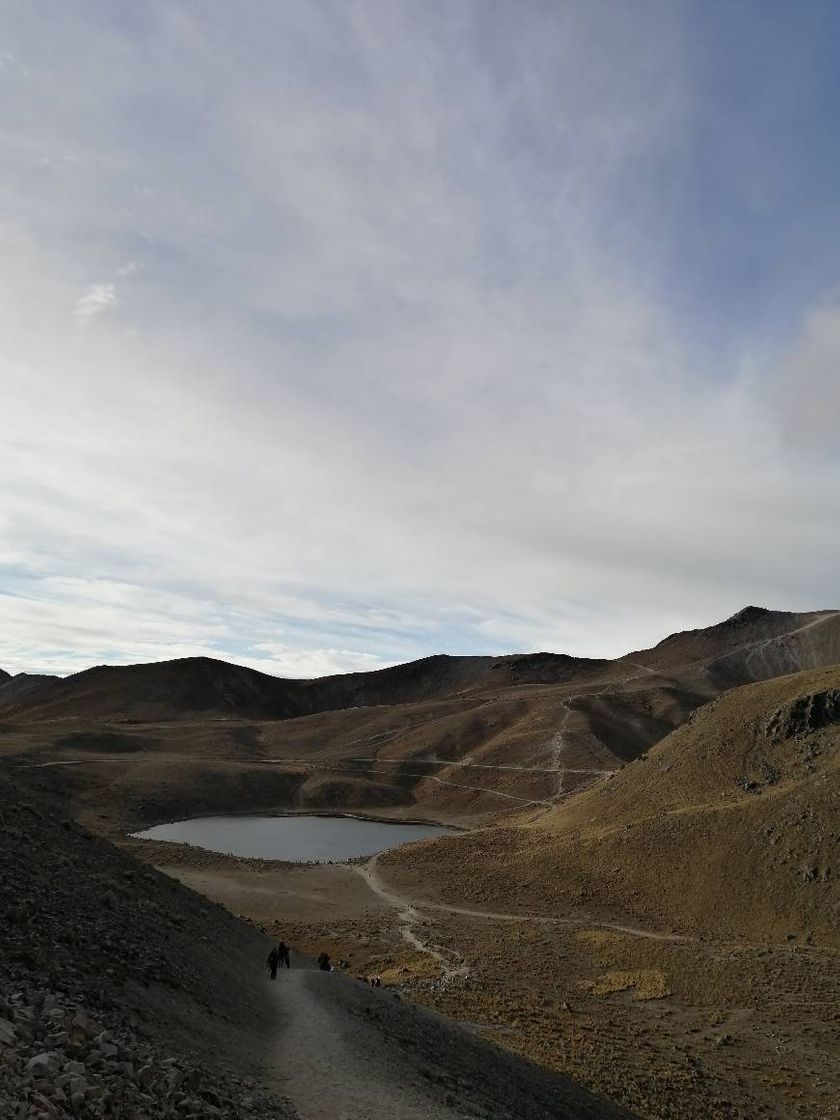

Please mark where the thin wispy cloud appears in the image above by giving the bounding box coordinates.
[72,282,116,325]
[1,2,840,678]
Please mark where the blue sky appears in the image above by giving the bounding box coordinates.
[2,1,840,677]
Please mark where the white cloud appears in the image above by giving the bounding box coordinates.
[72,282,116,325]
[0,3,839,678]
[245,645,394,680]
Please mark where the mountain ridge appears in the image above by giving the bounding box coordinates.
[3,606,837,726]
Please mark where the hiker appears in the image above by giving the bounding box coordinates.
[267,945,280,981]
[278,941,291,970]
[317,951,332,972]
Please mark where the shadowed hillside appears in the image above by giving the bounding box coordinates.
[0,771,292,1118]
[0,651,612,723]
[0,672,60,709]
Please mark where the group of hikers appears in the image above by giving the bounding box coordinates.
[266,940,291,979]
[266,940,337,977]
[267,942,372,979]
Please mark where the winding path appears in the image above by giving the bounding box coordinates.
[354,853,689,951]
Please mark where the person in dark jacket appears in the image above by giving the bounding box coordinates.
[317,951,332,972]
[267,946,280,980]
[278,941,291,970]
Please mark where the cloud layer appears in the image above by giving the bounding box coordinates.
[2,2,840,677]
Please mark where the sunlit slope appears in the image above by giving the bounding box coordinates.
[383,664,840,945]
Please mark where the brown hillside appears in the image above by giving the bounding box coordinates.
[620,606,840,690]
[3,607,840,829]
[5,607,838,728]
[0,651,610,724]
[382,663,840,945]
[0,671,60,708]
[0,658,303,722]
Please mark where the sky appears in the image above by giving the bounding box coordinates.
[2,0,840,679]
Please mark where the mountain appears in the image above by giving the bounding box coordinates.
[621,606,840,689]
[372,656,840,1120]
[2,607,840,831]
[0,658,304,722]
[3,607,838,727]
[383,660,840,945]
[0,671,61,709]
[5,608,840,1120]
[0,650,612,723]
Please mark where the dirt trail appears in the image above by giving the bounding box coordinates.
[271,957,635,1120]
[547,704,572,798]
[272,966,457,1120]
[354,854,469,981]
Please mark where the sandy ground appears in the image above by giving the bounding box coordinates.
[169,861,382,924]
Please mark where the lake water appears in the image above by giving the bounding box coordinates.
[132,814,455,861]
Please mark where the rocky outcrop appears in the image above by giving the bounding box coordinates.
[0,982,284,1119]
[767,690,840,742]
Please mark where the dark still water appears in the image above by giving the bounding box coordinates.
[132,814,455,861]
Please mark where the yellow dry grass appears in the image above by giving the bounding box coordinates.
[577,969,671,1000]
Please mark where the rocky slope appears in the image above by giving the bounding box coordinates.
[0,772,293,1119]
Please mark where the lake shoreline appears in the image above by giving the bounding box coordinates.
[134,807,461,830]
[130,812,460,864]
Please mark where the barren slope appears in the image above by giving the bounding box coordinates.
[0,652,607,723]
[3,607,840,826]
[382,663,840,945]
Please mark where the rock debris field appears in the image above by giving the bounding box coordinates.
[0,771,292,1120]
[0,984,281,1120]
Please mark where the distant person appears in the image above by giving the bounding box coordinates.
[317,951,332,972]
[278,941,291,970]
[267,946,280,981]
